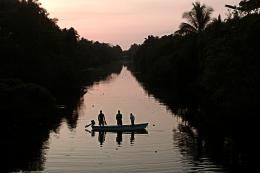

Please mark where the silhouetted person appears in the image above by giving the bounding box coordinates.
[98,110,106,126]
[116,110,123,126]
[130,113,135,126]
[116,132,122,145]
[98,131,105,145]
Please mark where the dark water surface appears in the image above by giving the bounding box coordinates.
[41,66,228,173]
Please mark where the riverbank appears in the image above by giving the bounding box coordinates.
[1,62,122,172]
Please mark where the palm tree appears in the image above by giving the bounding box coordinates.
[175,1,214,36]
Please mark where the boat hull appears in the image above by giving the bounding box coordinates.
[91,123,148,132]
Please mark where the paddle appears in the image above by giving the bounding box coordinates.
[85,129,92,133]
[85,123,91,128]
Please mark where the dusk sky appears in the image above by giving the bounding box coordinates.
[41,0,240,50]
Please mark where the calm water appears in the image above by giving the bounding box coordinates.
[43,66,226,173]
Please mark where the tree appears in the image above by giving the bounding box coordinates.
[239,0,260,14]
[175,1,213,36]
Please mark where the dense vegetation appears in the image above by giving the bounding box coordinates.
[0,0,122,118]
[126,2,260,169]
[0,0,123,171]
[128,0,260,135]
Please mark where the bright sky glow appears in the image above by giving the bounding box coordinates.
[40,0,240,50]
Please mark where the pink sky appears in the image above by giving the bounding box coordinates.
[40,0,240,50]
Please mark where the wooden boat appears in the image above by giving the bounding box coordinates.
[91,123,148,132]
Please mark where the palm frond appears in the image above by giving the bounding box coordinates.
[175,22,197,36]
[177,1,213,34]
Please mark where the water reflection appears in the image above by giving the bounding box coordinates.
[87,130,148,146]
[116,132,123,145]
[130,132,135,144]
[128,64,256,172]
[1,63,123,172]
[98,131,106,146]
[172,119,252,172]
[44,66,240,173]
[2,121,59,173]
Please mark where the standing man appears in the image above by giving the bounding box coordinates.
[130,113,135,126]
[116,110,123,126]
[98,110,106,126]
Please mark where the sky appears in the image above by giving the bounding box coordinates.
[40,0,240,50]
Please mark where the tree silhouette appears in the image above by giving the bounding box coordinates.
[239,0,260,14]
[175,1,213,35]
[225,0,260,18]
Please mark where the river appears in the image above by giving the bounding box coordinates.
[42,66,227,173]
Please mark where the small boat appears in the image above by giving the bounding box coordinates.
[90,123,148,132]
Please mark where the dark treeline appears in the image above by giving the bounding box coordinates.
[128,0,260,132]
[0,1,123,171]
[0,0,122,120]
[127,0,260,169]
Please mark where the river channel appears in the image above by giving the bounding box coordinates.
[43,66,227,173]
